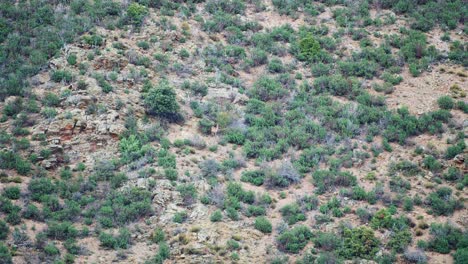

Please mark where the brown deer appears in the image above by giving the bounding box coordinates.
[211,123,219,136]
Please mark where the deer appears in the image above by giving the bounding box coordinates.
[211,123,219,137]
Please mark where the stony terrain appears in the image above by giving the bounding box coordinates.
[0,1,466,264]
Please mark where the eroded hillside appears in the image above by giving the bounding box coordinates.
[0,1,467,263]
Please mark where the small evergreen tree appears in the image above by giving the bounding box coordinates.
[144,81,180,122]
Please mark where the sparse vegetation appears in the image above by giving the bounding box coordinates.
[0,0,465,262]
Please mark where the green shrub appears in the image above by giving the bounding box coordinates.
[99,188,152,227]
[226,207,239,220]
[370,209,393,229]
[426,187,463,216]
[225,129,246,145]
[264,161,301,188]
[389,176,411,193]
[82,34,104,46]
[41,107,57,119]
[268,58,286,73]
[445,140,465,159]
[231,252,240,262]
[280,203,306,225]
[254,216,272,234]
[437,96,454,110]
[312,170,357,194]
[456,101,467,112]
[388,229,412,253]
[59,167,73,180]
[94,74,113,93]
[427,223,463,254]
[158,242,170,261]
[356,208,372,225]
[43,92,60,107]
[137,41,150,50]
[51,70,72,83]
[210,210,222,222]
[44,243,60,255]
[0,151,31,175]
[151,227,165,244]
[298,195,319,211]
[145,242,170,263]
[298,34,321,61]
[340,227,379,259]
[403,197,414,211]
[164,169,178,181]
[313,232,342,251]
[94,160,116,181]
[110,173,128,189]
[311,63,332,77]
[249,76,287,101]
[250,49,268,66]
[200,159,220,180]
[277,225,313,253]
[173,211,188,223]
[319,196,342,217]
[3,186,20,200]
[119,135,145,163]
[6,211,21,225]
[144,80,180,121]
[0,243,12,264]
[0,220,8,240]
[246,205,266,217]
[241,170,265,186]
[227,239,240,251]
[338,59,378,79]
[177,183,197,205]
[2,98,23,117]
[422,155,442,172]
[205,0,246,15]
[389,160,421,177]
[381,72,403,85]
[373,82,395,94]
[99,228,131,249]
[454,247,468,264]
[46,221,78,240]
[63,238,80,255]
[225,182,255,205]
[351,186,367,201]
[126,3,148,26]
[158,149,176,169]
[315,252,341,264]
[188,82,208,97]
[271,0,312,16]
[293,146,326,173]
[448,41,467,66]
[444,167,462,182]
[28,178,56,202]
[23,204,41,220]
[313,74,355,97]
[67,54,77,65]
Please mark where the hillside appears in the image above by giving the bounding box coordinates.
[0,1,467,263]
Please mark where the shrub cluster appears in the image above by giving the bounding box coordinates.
[277,225,313,253]
[312,170,357,194]
[99,228,131,250]
[98,188,152,228]
[425,187,463,216]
